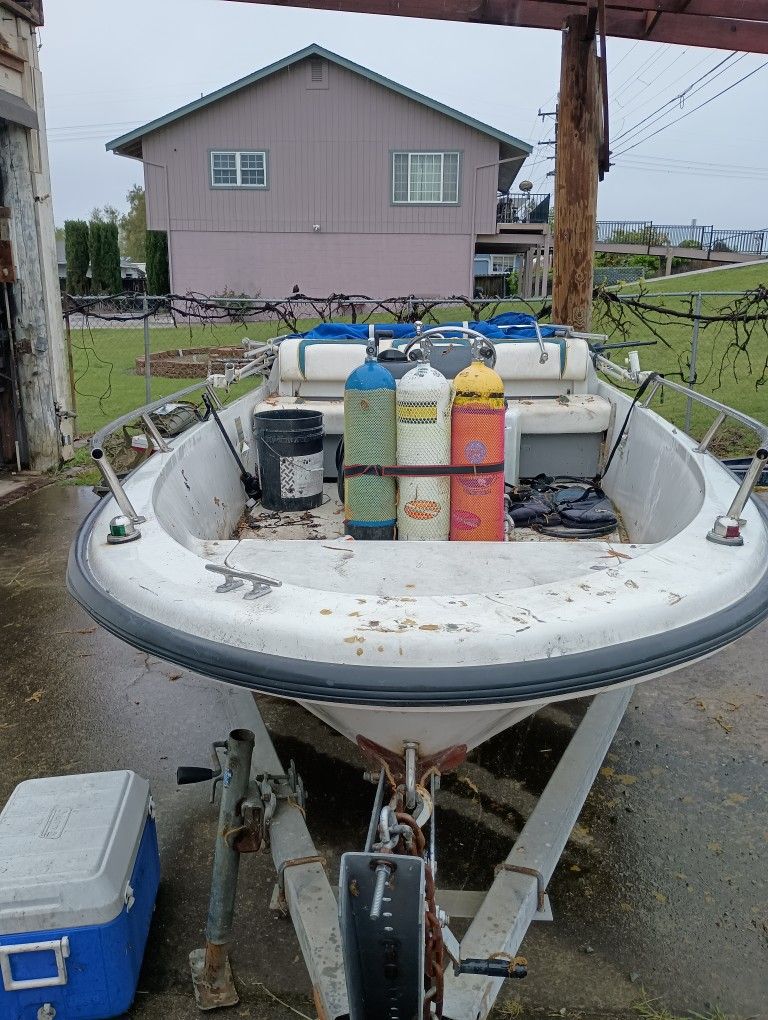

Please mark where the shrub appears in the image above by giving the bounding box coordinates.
[64,220,90,294]
[146,231,170,294]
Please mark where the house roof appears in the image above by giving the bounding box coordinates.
[106,43,532,161]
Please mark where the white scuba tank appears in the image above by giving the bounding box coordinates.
[396,362,452,540]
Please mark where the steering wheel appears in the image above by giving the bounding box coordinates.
[401,325,498,368]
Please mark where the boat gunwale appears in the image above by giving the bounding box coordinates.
[67,491,768,708]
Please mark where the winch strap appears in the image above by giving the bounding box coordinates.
[344,462,504,478]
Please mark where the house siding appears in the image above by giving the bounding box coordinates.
[170,231,473,297]
[142,57,501,294]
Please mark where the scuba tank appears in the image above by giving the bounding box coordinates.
[450,349,506,541]
[343,347,397,540]
[396,361,452,541]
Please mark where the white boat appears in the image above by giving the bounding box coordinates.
[68,325,768,760]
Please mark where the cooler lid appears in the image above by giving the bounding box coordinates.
[0,771,151,934]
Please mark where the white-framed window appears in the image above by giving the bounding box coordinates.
[491,255,517,274]
[210,150,267,188]
[392,151,460,204]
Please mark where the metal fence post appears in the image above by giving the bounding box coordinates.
[685,291,703,435]
[142,293,151,404]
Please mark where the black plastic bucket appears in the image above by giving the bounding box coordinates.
[253,409,324,511]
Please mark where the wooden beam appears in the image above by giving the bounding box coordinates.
[551,13,601,330]
[231,1,768,51]
[0,123,60,470]
[532,0,768,20]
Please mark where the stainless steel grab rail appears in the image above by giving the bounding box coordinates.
[595,352,768,545]
[594,354,768,450]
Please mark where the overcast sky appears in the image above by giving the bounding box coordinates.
[40,0,768,229]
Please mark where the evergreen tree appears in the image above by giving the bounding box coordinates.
[64,220,90,294]
[90,220,122,294]
[89,221,104,292]
[103,222,122,294]
[146,231,170,294]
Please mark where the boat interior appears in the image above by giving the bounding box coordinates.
[147,327,714,599]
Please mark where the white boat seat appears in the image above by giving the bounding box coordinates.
[494,337,589,382]
[509,394,611,434]
[278,337,395,383]
[253,394,611,437]
[278,335,590,387]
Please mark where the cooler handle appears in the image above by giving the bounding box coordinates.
[0,936,70,991]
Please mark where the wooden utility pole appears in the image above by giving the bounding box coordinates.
[551,13,602,329]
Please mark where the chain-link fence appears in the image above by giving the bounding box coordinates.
[64,288,768,456]
[592,286,768,454]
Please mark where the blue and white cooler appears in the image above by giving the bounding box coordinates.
[0,771,160,1020]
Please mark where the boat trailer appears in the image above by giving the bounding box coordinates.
[178,685,634,1019]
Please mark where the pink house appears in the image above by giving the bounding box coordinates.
[107,44,534,297]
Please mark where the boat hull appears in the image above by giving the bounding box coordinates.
[67,372,768,757]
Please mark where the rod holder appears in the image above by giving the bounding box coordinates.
[91,449,146,525]
[726,448,768,522]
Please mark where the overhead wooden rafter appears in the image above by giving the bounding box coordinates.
[225,1,768,53]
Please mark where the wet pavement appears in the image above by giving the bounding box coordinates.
[1,485,766,1020]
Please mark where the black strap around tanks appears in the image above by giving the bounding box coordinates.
[344,461,504,479]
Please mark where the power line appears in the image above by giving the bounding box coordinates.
[609,39,639,73]
[620,160,768,180]
[613,59,768,158]
[610,47,716,123]
[610,43,674,103]
[621,153,768,172]
[611,51,741,147]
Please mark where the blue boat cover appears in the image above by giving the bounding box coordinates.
[488,311,536,327]
[302,323,417,340]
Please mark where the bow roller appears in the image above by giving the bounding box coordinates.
[450,360,506,541]
[344,354,397,540]
[396,363,452,541]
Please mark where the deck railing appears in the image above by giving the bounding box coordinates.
[594,220,768,255]
[496,208,768,255]
[496,193,551,225]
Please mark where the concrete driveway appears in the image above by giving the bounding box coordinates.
[1,485,766,1019]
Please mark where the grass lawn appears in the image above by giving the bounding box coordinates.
[68,282,767,457]
[590,271,768,452]
[619,260,768,295]
[69,305,535,435]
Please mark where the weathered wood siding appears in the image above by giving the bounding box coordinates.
[142,57,501,295]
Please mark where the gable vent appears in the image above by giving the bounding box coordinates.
[307,57,328,89]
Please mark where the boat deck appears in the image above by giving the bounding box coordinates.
[228,484,637,598]
[236,483,625,545]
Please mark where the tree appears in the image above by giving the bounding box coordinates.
[102,221,122,294]
[64,220,90,294]
[90,220,122,294]
[608,226,670,247]
[594,251,658,271]
[90,204,121,226]
[89,221,104,291]
[146,231,170,294]
[119,185,146,262]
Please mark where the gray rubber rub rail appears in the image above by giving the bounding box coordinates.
[68,496,768,708]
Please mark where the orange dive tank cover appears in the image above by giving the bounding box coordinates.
[450,360,506,541]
